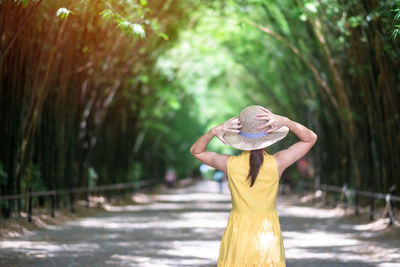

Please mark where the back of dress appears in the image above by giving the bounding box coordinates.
[217,150,286,267]
[228,150,279,213]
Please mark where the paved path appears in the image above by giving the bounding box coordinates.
[0,180,399,266]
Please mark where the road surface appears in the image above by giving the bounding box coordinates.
[0,180,399,266]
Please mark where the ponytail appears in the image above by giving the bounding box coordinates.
[247,149,264,187]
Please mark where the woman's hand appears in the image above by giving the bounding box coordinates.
[190,116,241,174]
[212,116,242,144]
[255,107,288,134]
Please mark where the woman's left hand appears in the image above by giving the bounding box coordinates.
[255,107,288,133]
[212,116,242,144]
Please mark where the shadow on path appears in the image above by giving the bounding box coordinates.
[0,180,399,266]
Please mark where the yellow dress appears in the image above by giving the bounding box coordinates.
[218,150,286,267]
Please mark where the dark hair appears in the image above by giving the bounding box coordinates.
[247,149,264,187]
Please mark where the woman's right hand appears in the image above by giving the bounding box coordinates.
[212,116,242,144]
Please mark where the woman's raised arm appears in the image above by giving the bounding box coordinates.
[190,116,242,174]
[256,107,317,178]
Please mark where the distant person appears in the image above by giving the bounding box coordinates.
[190,105,317,266]
[200,163,209,174]
[213,170,225,193]
[297,156,313,178]
[165,168,176,189]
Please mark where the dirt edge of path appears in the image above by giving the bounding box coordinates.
[280,190,400,242]
[0,177,200,240]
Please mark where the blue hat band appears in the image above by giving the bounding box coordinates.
[239,131,268,139]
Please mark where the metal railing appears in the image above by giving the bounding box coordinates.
[0,179,157,222]
[298,180,399,225]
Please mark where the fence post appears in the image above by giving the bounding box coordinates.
[324,190,328,206]
[0,187,2,219]
[70,188,75,213]
[389,185,396,218]
[341,183,348,210]
[133,181,139,194]
[386,185,396,226]
[86,186,90,209]
[28,187,32,222]
[354,187,359,216]
[121,187,125,199]
[51,189,56,218]
[369,187,374,221]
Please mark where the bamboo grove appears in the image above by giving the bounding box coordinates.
[238,0,400,194]
[0,0,205,217]
[1,0,400,218]
[219,0,400,194]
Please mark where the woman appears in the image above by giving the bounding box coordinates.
[190,105,317,266]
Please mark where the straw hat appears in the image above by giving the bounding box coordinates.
[223,105,289,151]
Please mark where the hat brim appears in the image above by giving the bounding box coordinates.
[223,126,289,150]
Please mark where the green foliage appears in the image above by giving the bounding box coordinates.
[160,0,400,193]
[1,0,399,210]
[22,163,45,192]
[305,2,318,13]
[56,7,72,19]
[128,162,142,182]
[99,8,144,38]
[13,0,29,7]
[99,8,145,39]
[117,21,145,38]
[97,1,169,40]
[0,0,201,207]
[99,9,114,21]
[392,6,400,38]
[393,25,400,39]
